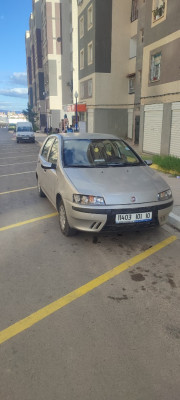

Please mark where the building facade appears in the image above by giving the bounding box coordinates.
[26,0,78,130]
[26,0,46,129]
[78,0,138,138]
[139,0,180,157]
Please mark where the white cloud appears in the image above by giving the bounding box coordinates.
[10,72,27,86]
[0,88,28,98]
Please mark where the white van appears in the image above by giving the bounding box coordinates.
[16,121,35,143]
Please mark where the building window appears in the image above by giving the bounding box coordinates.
[140,28,144,43]
[128,75,135,94]
[87,4,93,30]
[131,0,138,22]
[80,83,84,99]
[129,37,137,59]
[88,41,93,65]
[80,49,84,70]
[80,16,84,38]
[88,80,93,97]
[152,0,165,22]
[150,53,161,81]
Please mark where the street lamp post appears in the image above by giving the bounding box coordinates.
[74,91,78,132]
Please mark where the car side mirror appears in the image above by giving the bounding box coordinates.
[144,160,152,166]
[41,162,56,170]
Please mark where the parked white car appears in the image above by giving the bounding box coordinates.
[16,122,35,143]
[36,133,173,236]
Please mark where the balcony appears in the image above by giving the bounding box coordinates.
[152,2,165,22]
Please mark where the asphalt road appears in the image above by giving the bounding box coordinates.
[0,127,180,400]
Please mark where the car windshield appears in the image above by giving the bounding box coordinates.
[17,126,33,132]
[63,139,142,167]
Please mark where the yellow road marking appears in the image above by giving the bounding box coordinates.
[0,212,58,231]
[0,171,36,178]
[0,235,177,345]
[0,186,37,195]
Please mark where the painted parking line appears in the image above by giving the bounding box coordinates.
[0,212,58,231]
[0,235,177,345]
[0,154,37,160]
[0,161,37,167]
[0,171,36,178]
[0,151,39,155]
[0,186,37,196]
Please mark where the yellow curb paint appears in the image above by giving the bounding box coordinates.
[0,212,58,232]
[150,164,179,176]
[0,235,177,345]
[0,186,37,196]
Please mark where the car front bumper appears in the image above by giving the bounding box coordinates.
[17,136,35,142]
[65,200,173,233]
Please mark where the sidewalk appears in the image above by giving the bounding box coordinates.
[126,140,180,231]
[35,132,180,231]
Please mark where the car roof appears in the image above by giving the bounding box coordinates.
[50,132,123,141]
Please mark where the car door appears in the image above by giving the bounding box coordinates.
[46,138,59,206]
[38,136,55,193]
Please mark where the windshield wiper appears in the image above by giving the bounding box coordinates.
[64,164,93,168]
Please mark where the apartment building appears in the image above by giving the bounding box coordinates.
[25,0,46,129]
[78,0,138,137]
[139,0,180,157]
[26,0,78,130]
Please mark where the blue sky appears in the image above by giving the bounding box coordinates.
[0,1,32,112]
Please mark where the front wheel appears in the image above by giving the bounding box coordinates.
[58,200,76,236]
[37,180,46,197]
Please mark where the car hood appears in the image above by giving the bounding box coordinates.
[64,165,170,205]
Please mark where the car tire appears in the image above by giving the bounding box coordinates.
[58,200,76,236]
[37,180,46,197]
[16,139,19,143]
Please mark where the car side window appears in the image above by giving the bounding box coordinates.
[41,137,55,161]
[48,139,59,165]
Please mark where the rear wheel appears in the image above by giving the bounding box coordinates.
[58,200,76,236]
[16,139,19,143]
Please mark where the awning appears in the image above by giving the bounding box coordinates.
[65,104,87,112]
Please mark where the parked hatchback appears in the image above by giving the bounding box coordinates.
[36,133,173,236]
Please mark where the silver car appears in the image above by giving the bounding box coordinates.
[36,133,173,236]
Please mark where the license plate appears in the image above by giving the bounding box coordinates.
[115,212,152,224]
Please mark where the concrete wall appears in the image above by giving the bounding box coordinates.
[93,108,128,138]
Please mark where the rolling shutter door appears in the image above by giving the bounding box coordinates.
[170,103,180,157]
[143,104,163,154]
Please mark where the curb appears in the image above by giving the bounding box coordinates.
[168,212,180,231]
[150,164,180,176]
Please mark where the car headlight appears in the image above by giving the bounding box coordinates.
[158,189,172,201]
[73,194,105,205]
